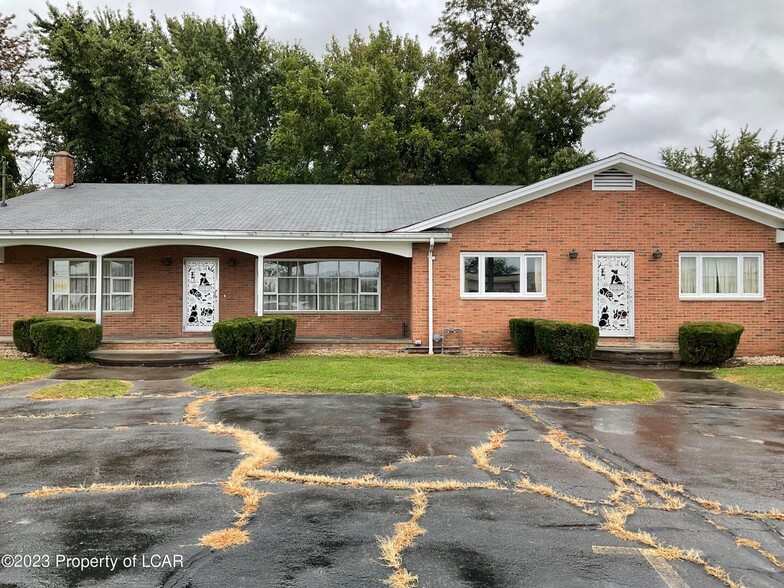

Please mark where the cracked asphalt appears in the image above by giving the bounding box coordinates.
[0,366,782,587]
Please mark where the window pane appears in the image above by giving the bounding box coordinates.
[319,295,338,311]
[298,295,317,310]
[263,261,278,277]
[339,295,358,310]
[319,261,339,277]
[339,278,358,293]
[702,257,737,294]
[484,256,520,293]
[262,295,277,310]
[70,260,92,276]
[52,294,67,311]
[359,261,379,277]
[359,295,379,311]
[52,260,70,277]
[360,278,378,293]
[70,294,90,311]
[300,261,319,277]
[339,261,359,277]
[106,260,132,277]
[680,256,697,294]
[70,278,89,294]
[463,256,479,293]
[526,256,542,293]
[278,295,297,310]
[319,277,338,293]
[112,278,132,294]
[107,295,132,311]
[263,277,277,293]
[300,277,318,293]
[743,257,759,294]
[278,261,298,277]
[279,278,297,294]
[52,277,69,294]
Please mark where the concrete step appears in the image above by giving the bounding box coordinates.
[99,337,216,351]
[88,349,223,367]
[592,346,680,368]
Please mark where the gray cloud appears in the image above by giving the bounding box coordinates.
[1,0,781,166]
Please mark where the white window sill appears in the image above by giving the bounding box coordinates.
[460,295,547,301]
[679,296,765,302]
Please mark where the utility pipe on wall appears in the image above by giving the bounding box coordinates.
[428,238,434,355]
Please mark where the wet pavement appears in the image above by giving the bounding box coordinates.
[0,368,782,587]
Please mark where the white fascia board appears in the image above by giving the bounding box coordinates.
[0,232,451,258]
[395,152,784,232]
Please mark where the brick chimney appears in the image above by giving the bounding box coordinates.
[53,151,75,188]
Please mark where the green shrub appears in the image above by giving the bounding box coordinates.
[509,318,539,356]
[534,319,599,364]
[13,315,95,354]
[269,315,297,353]
[678,322,744,366]
[29,320,103,362]
[212,316,297,357]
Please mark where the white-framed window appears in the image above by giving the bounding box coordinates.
[460,252,546,298]
[262,259,380,312]
[49,258,134,312]
[679,253,763,300]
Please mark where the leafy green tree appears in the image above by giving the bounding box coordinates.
[259,25,449,184]
[16,5,188,183]
[431,0,538,86]
[165,10,279,182]
[662,128,784,208]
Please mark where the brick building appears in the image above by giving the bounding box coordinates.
[1,152,782,354]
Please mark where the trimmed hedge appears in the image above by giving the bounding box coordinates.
[212,316,297,357]
[13,315,95,354]
[509,318,539,356]
[678,322,744,366]
[29,320,103,362]
[534,319,599,364]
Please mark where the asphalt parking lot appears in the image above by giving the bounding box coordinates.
[0,368,783,587]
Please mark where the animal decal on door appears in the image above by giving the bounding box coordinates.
[184,261,218,330]
[595,255,632,336]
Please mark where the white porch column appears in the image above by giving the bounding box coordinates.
[256,255,264,316]
[94,254,103,324]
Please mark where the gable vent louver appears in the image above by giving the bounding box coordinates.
[592,168,635,191]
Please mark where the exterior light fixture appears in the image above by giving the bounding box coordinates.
[568,249,578,260]
[228,258,236,267]
[163,257,172,266]
[652,247,663,260]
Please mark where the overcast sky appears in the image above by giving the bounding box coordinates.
[2,0,782,164]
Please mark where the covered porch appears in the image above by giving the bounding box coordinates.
[0,232,444,347]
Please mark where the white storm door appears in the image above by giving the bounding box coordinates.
[183,258,219,332]
[593,252,634,337]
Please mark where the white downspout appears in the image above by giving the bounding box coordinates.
[428,238,434,355]
[95,254,103,325]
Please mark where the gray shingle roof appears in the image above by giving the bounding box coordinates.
[0,184,519,233]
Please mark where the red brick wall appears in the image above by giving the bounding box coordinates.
[411,181,784,355]
[266,247,411,338]
[0,245,411,339]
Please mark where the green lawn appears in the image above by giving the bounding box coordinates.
[187,355,661,404]
[30,379,132,400]
[714,366,784,393]
[0,359,55,387]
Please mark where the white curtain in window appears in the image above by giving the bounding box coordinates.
[743,257,759,293]
[680,257,697,293]
[703,257,737,294]
[527,257,542,293]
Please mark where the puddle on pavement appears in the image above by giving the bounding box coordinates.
[58,505,157,587]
